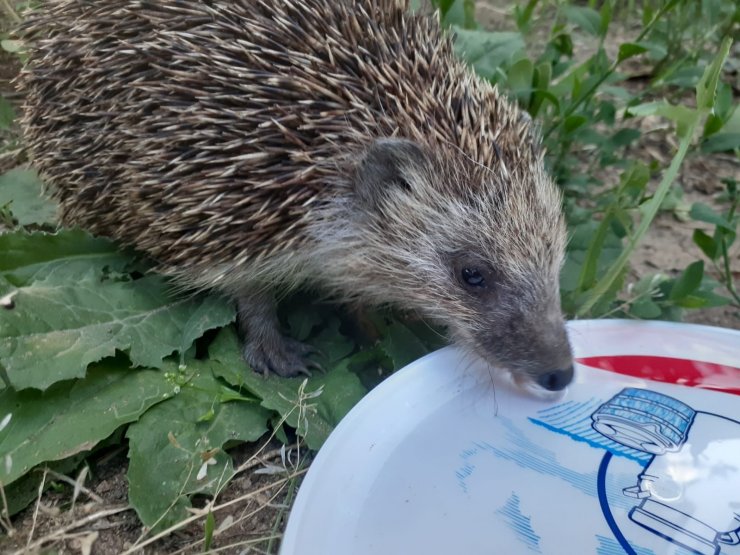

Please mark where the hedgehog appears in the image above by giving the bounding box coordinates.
[17,0,574,392]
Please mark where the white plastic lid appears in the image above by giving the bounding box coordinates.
[281,320,740,555]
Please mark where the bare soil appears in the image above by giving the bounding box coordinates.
[1,2,738,554]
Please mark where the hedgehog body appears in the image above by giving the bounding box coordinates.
[19,0,573,391]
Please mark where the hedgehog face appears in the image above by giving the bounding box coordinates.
[349,138,573,394]
[441,166,574,394]
[448,252,573,394]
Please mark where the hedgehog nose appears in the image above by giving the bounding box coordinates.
[536,365,573,391]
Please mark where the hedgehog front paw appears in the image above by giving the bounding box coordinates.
[242,334,319,378]
[237,291,322,378]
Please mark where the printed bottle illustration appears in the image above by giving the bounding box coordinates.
[591,388,740,555]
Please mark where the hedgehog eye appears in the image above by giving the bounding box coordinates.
[461,267,485,288]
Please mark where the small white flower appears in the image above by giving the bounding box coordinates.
[196,457,218,480]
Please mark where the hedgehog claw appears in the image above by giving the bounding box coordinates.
[242,334,315,378]
[237,293,316,378]
[305,357,325,374]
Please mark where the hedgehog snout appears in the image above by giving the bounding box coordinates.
[472,300,574,395]
[535,365,574,391]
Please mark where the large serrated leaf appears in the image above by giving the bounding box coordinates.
[0,271,234,390]
[126,365,270,530]
[0,229,130,284]
[0,358,176,486]
[0,169,58,227]
[210,328,366,450]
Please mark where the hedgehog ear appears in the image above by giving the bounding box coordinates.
[353,138,427,208]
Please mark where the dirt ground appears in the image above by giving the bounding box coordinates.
[1,2,738,554]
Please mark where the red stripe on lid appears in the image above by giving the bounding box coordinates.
[576,355,740,396]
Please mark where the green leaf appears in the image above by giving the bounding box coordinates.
[635,40,667,61]
[703,114,725,137]
[627,101,698,138]
[441,0,476,29]
[177,294,235,357]
[286,307,326,342]
[669,261,704,301]
[692,229,718,260]
[0,267,234,390]
[677,290,731,309]
[630,298,662,319]
[563,6,602,36]
[721,106,740,134]
[550,32,573,57]
[689,203,734,231]
[695,37,732,110]
[452,30,525,80]
[701,133,740,153]
[514,0,539,30]
[534,62,551,90]
[209,328,366,450]
[564,114,588,134]
[378,321,431,371]
[0,96,14,129]
[436,0,455,15]
[126,364,270,530]
[598,2,612,37]
[641,4,653,27]
[0,169,58,226]
[0,229,129,284]
[610,128,641,148]
[507,58,534,105]
[0,359,176,486]
[1,40,23,53]
[617,43,649,63]
[620,162,651,201]
[674,292,730,309]
[529,89,560,116]
[310,317,357,365]
[204,511,215,551]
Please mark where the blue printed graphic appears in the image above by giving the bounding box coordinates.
[456,416,600,499]
[530,399,651,465]
[456,386,739,554]
[596,534,655,555]
[591,388,740,555]
[496,493,541,553]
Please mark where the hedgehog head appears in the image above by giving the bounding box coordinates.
[318,137,573,393]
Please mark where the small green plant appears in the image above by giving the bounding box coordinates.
[691,178,739,306]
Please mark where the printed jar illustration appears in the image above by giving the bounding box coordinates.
[592,388,740,555]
